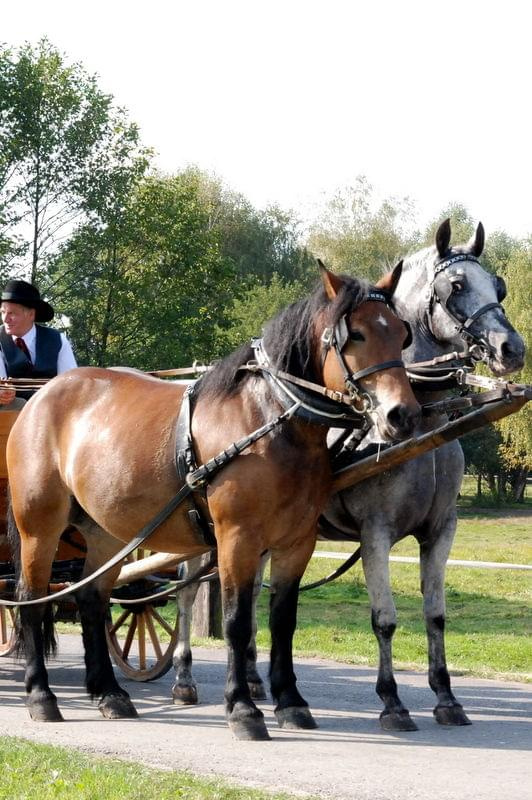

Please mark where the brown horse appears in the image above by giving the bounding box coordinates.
[7,265,420,740]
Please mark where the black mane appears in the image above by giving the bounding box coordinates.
[197,274,370,401]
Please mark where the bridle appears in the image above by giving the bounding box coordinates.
[246,289,411,429]
[426,253,506,360]
[318,289,409,415]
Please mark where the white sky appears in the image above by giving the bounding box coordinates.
[3,0,532,237]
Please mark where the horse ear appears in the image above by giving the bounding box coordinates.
[376,260,403,296]
[435,218,452,257]
[318,259,344,299]
[468,222,485,257]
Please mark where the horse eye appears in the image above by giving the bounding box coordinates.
[452,280,464,293]
[349,330,365,342]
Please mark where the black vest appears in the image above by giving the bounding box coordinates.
[0,325,62,399]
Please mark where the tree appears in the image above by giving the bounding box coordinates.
[422,203,476,249]
[461,426,505,501]
[306,176,419,281]
[0,38,150,281]
[214,273,307,355]
[496,241,531,501]
[178,167,316,287]
[48,171,236,370]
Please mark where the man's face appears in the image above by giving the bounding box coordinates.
[1,302,36,337]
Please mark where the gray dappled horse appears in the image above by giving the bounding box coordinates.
[172,220,525,730]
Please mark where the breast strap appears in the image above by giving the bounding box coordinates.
[174,384,217,547]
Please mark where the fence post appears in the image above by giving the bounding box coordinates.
[191,579,222,638]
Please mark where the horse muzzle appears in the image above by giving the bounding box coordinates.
[486,330,526,376]
[373,402,421,443]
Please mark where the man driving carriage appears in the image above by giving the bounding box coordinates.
[0,279,77,408]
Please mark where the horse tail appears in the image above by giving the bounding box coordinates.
[6,487,57,659]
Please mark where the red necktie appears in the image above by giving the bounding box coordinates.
[15,337,32,362]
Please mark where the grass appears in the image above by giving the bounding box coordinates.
[0,737,307,800]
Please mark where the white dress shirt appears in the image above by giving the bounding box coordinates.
[0,324,78,379]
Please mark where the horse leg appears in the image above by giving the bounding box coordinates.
[216,535,271,741]
[75,529,138,719]
[246,552,268,701]
[361,528,418,731]
[172,551,267,705]
[8,504,65,721]
[420,525,471,726]
[269,545,317,731]
[172,556,203,705]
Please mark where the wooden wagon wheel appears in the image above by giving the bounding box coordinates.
[105,548,179,681]
[0,606,16,656]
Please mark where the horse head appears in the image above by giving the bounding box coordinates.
[318,263,420,441]
[385,219,525,376]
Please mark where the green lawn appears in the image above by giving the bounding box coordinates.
[0,738,306,800]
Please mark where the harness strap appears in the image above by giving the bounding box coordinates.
[244,362,357,406]
[461,302,502,332]
[175,385,217,547]
[1,481,197,607]
[349,360,405,381]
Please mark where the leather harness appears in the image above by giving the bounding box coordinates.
[173,290,408,547]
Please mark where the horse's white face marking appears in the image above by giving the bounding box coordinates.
[376,313,388,328]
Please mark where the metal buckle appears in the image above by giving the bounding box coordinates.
[321,327,334,348]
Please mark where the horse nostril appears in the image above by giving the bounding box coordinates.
[501,339,525,361]
[386,404,419,436]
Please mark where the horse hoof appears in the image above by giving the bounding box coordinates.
[380,710,418,732]
[248,681,267,701]
[99,694,138,719]
[434,704,472,726]
[28,698,64,722]
[227,701,270,740]
[172,684,199,705]
[228,717,271,741]
[275,706,318,730]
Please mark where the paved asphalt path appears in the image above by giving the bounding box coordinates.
[0,634,530,800]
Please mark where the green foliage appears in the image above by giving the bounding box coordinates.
[214,272,308,355]
[179,166,316,287]
[49,172,235,369]
[496,241,531,484]
[422,202,476,248]
[460,426,504,499]
[306,176,419,281]
[482,229,521,275]
[0,38,151,281]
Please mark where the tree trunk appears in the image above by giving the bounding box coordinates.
[511,467,529,503]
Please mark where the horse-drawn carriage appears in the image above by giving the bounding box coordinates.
[0,220,529,739]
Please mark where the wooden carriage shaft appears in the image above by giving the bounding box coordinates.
[332,391,529,493]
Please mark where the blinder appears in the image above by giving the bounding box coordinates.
[494,274,507,302]
[402,320,413,349]
[428,253,506,354]
[320,289,406,412]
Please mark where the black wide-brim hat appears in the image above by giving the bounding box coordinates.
[1,279,54,323]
